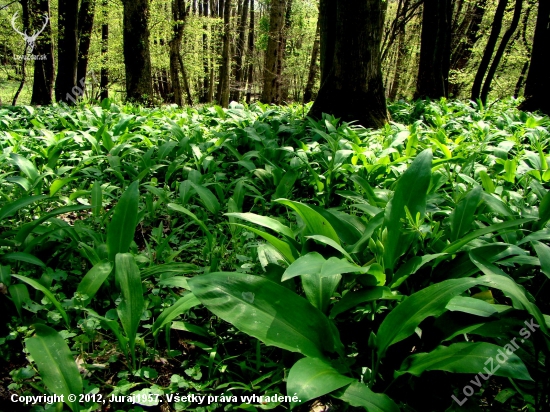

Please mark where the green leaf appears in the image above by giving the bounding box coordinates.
[168,203,214,253]
[231,223,299,263]
[115,254,144,367]
[335,382,400,412]
[533,241,550,279]
[274,169,299,200]
[276,199,341,245]
[384,149,432,271]
[158,276,190,289]
[107,181,139,260]
[91,181,102,217]
[189,182,220,214]
[188,272,342,359]
[11,152,39,182]
[538,191,550,226]
[479,170,495,194]
[9,284,30,317]
[76,261,113,305]
[396,342,532,380]
[282,253,367,281]
[225,212,295,239]
[330,287,396,319]
[151,293,201,336]
[390,253,446,289]
[3,252,46,267]
[25,324,83,412]
[286,358,354,409]
[450,186,482,241]
[0,195,48,222]
[305,235,354,261]
[12,274,70,326]
[446,296,498,317]
[49,177,76,197]
[83,308,128,358]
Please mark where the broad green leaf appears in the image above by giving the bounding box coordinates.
[390,253,446,289]
[539,191,550,226]
[335,382,400,412]
[479,170,495,194]
[446,296,498,317]
[107,181,139,260]
[450,186,482,241]
[225,212,295,239]
[276,199,340,245]
[115,254,144,367]
[330,287,396,319]
[12,275,70,326]
[3,252,46,267]
[282,253,367,282]
[158,276,190,289]
[25,324,83,411]
[168,203,213,253]
[170,321,209,337]
[158,141,177,159]
[91,181,102,217]
[274,169,299,200]
[49,177,76,197]
[384,149,432,271]
[396,342,532,380]
[349,212,385,254]
[533,241,550,279]
[188,272,342,359]
[286,358,354,409]
[83,308,128,357]
[0,195,48,222]
[231,223,299,263]
[9,283,30,317]
[11,152,39,182]
[76,261,113,305]
[189,182,220,214]
[302,272,342,314]
[482,192,513,217]
[305,235,354,261]
[0,265,11,286]
[151,292,201,336]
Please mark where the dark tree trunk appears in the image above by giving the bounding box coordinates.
[279,0,293,101]
[514,1,535,98]
[261,0,286,104]
[480,0,522,103]
[30,0,54,105]
[449,0,487,96]
[55,0,79,104]
[169,0,188,106]
[100,0,108,100]
[12,0,30,106]
[245,0,255,103]
[519,0,550,114]
[121,0,153,104]
[389,25,406,101]
[471,0,507,101]
[200,0,211,103]
[308,0,388,128]
[318,0,336,86]
[216,0,231,107]
[303,17,320,103]
[77,0,95,95]
[231,0,248,102]
[414,0,452,99]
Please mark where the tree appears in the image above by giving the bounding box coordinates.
[169,0,191,106]
[303,17,320,103]
[261,0,286,104]
[100,0,108,100]
[245,0,255,103]
[308,0,388,128]
[414,0,452,99]
[30,0,54,105]
[216,0,231,107]
[77,0,95,93]
[231,0,248,102]
[54,0,79,103]
[121,0,153,104]
[519,0,550,114]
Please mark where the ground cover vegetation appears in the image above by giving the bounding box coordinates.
[0,98,550,411]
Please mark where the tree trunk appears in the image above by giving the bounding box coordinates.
[200,0,211,103]
[169,0,188,106]
[303,17,320,103]
[77,0,95,95]
[260,0,285,104]
[55,0,79,104]
[231,0,248,102]
[100,0,108,100]
[30,0,54,105]
[308,0,388,128]
[121,0,153,104]
[480,0,522,103]
[471,0,507,101]
[245,0,255,103]
[514,1,535,98]
[449,0,487,96]
[414,0,452,99]
[216,0,231,106]
[389,25,406,101]
[279,0,293,101]
[519,0,550,114]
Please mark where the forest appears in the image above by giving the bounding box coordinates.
[1,0,550,411]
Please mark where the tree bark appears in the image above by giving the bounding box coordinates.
[216,0,231,107]
[30,0,54,105]
[77,0,95,94]
[100,0,108,100]
[245,0,255,103]
[303,17,320,103]
[471,0,507,101]
[121,0,153,104]
[231,0,248,102]
[200,0,211,103]
[514,0,535,98]
[308,0,388,128]
[389,25,406,101]
[519,0,550,114]
[414,0,452,99]
[480,0,522,103]
[55,0,79,103]
[260,0,286,104]
[169,0,188,106]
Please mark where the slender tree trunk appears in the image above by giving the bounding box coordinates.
[480,0,522,103]
[231,0,248,102]
[514,1,535,98]
[389,26,406,101]
[519,0,550,114]
[178,54,193,105]
[216,0,231,106]
[471,0,507,101]
[303,17,320,103]
[77,0,95,94]
[279,0,293,101]
[55,0,79,104]
[309,0,388,128]
[121,0,153,104]
[30,0,54,105]
[169,0,187,106]
[12,0,30,106]
[100,0,108,100]
[414,0,452,99]
[200,0,211,103]
[245,0,255,103]
[261,0,286,104]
